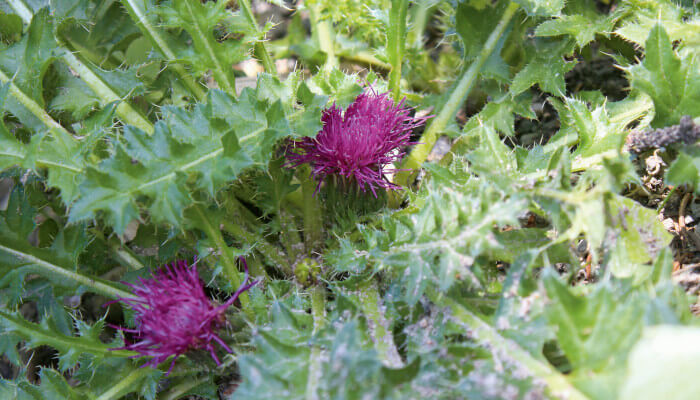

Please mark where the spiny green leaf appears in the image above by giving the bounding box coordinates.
[236,301,417,399]
[550,96,653,171]
[606,195,673,280]
[69,76,320,234]
[47,63,100,119]
[0,8,63,130]
[615,0,700,51]
[157,0,254,95]
[626,24,700,127]
[536,13,618,48]
[510,40,576,97]
[455,0,511,81]
[331,176,528,304]
[0,310,132,371]
[0,186,129,301]
[543,271,645,398]
[513,0,564,17]
[665,149,700,190]
[56,1,141,66]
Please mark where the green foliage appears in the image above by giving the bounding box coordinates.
[0,8,63,130]
[666,149,700,191]
[510,40,575,96]
[333,175,528,305]
[69,76,321,234]
[543,248,689,398]
[157,0,253,95]
[626,24,700,127]
[0,310,125,371]
[1,369,86,400]
[615,0,700,51]
[0,186,129,302]
[0,0,699,398]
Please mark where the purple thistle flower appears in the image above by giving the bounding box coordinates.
[287,89,430,196]
[108,258,258,374]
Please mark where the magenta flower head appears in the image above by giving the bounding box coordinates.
[286,89,430,196]
[109,258,258,374]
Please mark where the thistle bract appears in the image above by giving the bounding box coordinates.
[287,90,429,196]
[110,258,257,373]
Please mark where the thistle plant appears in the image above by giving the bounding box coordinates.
[0,0,698,399]
[286,89,429,196]
[109,258,258,373]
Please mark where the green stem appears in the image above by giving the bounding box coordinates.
[284,187,305,212]
[0,148,84,174]
[95,366,154,400]
[225,195,265,230]
[0,243,132,299]
[238,0,277,74]
[355,280,404,368]
[245,255,270,281]
[657,185,677,212]
[220,219,291,276]
[300,170,323,252]
[308,1,338,70]
[0,310,136,359]
[306,285,326,400]
[279,209,303,265]
[190,204,252,317]
[109,242,145,270]
[394,1,519,187]
[118,0,206,101]
[160,376,210,400]
[428,290,589,400]
[339,50,392,70]
[0,70,70,135]
[407,0,436,48]
[387,0,410,100]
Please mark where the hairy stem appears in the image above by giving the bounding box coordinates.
[407,0,437,48]
[95,366,155,400]
[160,376,210,400]
[387,0,410,100]
[118,0,206,101]
[300,170,323,252]
[307,0,338,70]
[338,50,392,70]
[238,0,277,74]
[190,204,252,317]
[428,290,589,400]
[279,209,303,265]
[109,242,146,271]
[245,255,270,281]
[306,285,326,400]
[355,280,404,368]
[394,1,519,187]
[220,219,291,276]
